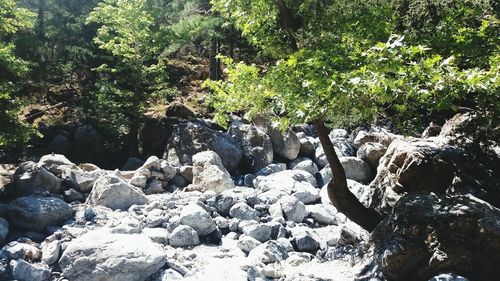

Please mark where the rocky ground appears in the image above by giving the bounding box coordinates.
[0,114,499,281]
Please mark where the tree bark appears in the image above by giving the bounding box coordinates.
[313,120,383,232]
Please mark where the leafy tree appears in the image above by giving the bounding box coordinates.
[86,0,172,157]
[0,0,35,147]
[206,0,499,231]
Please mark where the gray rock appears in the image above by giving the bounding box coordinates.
[279,196,306,223]
[253,117,300,161]
[298,137,316,157]
[190,151,235,193]
[357,142,387,169]
[142,228,169,244]
[35,154,77,176]
[315,139,355,168]
[63,169,103,193]
[73,124,104,163]
[248,240,289,264]
[10,259,50,281]
[242,223,272,243]
[256,163,287,177]
[9,162,62,197]
[237,235,262,254]
[339,156,372,183]
[215,193,239,216]
[7,196,73,231]
[144,179,164,195]
[3,241,42,260]
[170,175,188,188]
[428,273,470,281]
[86,174,149,210]
[41,240,60,265]
[179,166,193,183]
[179,203,216,236]
[163,121,242,171]
[293,230,320,253]
[155,269,183,281]
[169,225,200,247]
[289,157,318,175]
[244,174,256,187]
[63,188,85,202]
[229,202,260,221]
[306,204,337,225]
[48,134,72,155]
[122,157,145,171]
[329,129,348,139]
[229,122,273,172]
[59,229,166,281]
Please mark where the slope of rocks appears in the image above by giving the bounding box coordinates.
[0,114,498,281]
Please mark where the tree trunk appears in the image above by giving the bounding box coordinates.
[37,0,46,40]
[313,120,383,232]
[209,36,219,80]
[128,121,140,157]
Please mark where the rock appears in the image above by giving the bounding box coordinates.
[318,165,333,186]
[289,157,318,175]
[36,154,78,176]
[329,129,348,139]
[371,193,500,280]
[314,139,355,168]
[367,139,456,214]
[73,124,104,163]
[7,196,73,231]
[169,225,200,247]
[339,156,372,183]
[190,151,235,193]
[353,130,375,149]
[3,241,42,260]
[179,166,193,182]
[351,128,398,148]
[229,202,260,221]
[237,235,262,254]
[248,240,289,264]
[41,240,60,265]
[229,122,273,172]
[144,179,164,195]
[122,157,145,171]
[256,163,287,177]
[170,175,188,188]
[129,168,150,188]
[48,134,72,155]
[179,203,216,236]
[357,142,387,169]
[255,170,317,192]
[320,179,368,206]
[305,204,337,225]
[422,122,442,138]
[156,269,183,281]
[298,137,316,157]
[292,230,320,253]
[10,259,50,281]
[215,193,239,216]
[242,222,272,242]
[86,174,149,211]
[59,229,166,281]
[63,169,102,193]
[244,174,256,187]
[63,188,85,202]
[9,162,62,197]
[279,196,306,223]
[439,113,470,139]
[165,101,196,119]
[0,218,8,243]
[428,273,470,281]
[253,117,300,161]
[163,121,242,171]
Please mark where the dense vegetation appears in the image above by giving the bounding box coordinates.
[0,0,498,233]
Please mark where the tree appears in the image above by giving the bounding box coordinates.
[0,0,35,147]
[86,0,171,157]
[206,0,499,231]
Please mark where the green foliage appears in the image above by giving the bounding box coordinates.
[0,0,35,147]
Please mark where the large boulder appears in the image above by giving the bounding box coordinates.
[228,122,273,172]
[253,117,300,161]
[366,138,457,214]
[371,193,500,281]
[254,170,318,204]
[36,154,78,176]
[190,151,235,193]
[339,156,372,183]
[8,162,62,197]
[357,142,387,169]
[6,196,73,231]
[315,139,355,168]
[72,124,105,164]
[179,203,216,236]
[59,229,166,281]
[0,218,8,243]
[86,174,149,210]
[163,121,242,171]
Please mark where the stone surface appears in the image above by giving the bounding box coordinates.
[36,154,77,176]
[306,204,337,225]
[293,230,320,253]
[169,225,200,247]
[60,229,166,281]
[248,241,289,264]
[339,156,372,183]
[86,174,149,210]
[253,117,300,161]
[7,196,73,231]
[41,240,60,265]
[256,163,287,177]
[3,241,42,260]
[190,151,235,193]
[298,137,316,157]
[367,138,456,214]
[163,121,242,171]
[73,124,105,163]
[9,161,62,197]
[179,203,216,236]
[237,235,262,254]
[63,169,103,193]
[371,193,500,281]
[229,202,260,221]
[428,273,470,281]
[10,259,51,281]
[0,218,8,243]
[229,122,273,172]
[289,157,318,175]
[356,142,387,169]
[242,222,272,242]
[279,196,306,223]
[314,139,355,168]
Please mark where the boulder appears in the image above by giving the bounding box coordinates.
[237,235,262,254]
[289,157,318,175]
[7,196,73,231]
[190,151,235,193]
[315,139,355,168]
[72,124,105,163]
[248,241,289,264]
[229,202,260,221]
[9,162,62,197]
[2,241,42,260]
[279,196,306,223]
[229,122,273,172]
[59,229,166,281]
[254,170,317,204]
[339,156,372,183]
[241,222,272,242]
[253,117,300,161]
[371,193,500,281]
[356,142,387,169]
[41,240,60,265]
[163,121,242,171]
[10,259,51,281]
[169,225,200,247]
[47,134,72,155]
[367,139,456,214]
[86,174,149,210]
[329,129,348,139]
[292,230,320,253]
[63,169,103,193]
[256,163,287,177]
[179,203,216,236]
[298,137,316,158]
[0,218,8,243]
[36,154,78,176]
